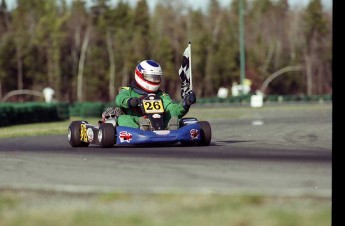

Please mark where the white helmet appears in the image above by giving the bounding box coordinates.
[135,60,163,92]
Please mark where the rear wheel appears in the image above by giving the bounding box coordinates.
[98,123,115,148]
[198,121,212,146]
[68,121,89,147]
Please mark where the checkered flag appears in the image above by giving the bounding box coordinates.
[178,42,193,99]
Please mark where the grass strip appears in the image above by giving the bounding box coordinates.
[0,189,331,226]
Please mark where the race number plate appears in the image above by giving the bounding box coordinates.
[142,99,164,113]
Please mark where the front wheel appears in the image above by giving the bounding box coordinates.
[198,121,212,146]
[98,123,115,148]
[68,121,89,147]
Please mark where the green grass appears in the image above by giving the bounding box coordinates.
[0,103,331,139]
[0,189,331,226]
[0,117,98,138]
[0,108,233,138]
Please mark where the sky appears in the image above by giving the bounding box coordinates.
[4,0,333,11]
[123,0,333,11]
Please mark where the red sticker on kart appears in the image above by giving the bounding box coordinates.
[119,131,132,143]
[190,129,199,139]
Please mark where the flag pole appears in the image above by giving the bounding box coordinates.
[188,42,192,90]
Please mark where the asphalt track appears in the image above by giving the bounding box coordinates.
[0,103,332,197]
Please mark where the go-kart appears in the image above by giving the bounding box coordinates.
[68,93,212,148]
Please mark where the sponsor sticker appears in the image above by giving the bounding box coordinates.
[153,130,170,135]
[119,131,132,143]
[152,114,161,119]
[80,124,88,142]
[190,129,199,140]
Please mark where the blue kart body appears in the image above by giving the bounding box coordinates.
[68,118,211,148]
[115,123,201,145]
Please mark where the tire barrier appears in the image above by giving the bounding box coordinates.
[0,102,69,127]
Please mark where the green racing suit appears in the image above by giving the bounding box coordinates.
[115,86,189,129]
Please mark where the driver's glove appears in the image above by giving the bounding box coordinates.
[182,91,196,110]
[127,97,141,108]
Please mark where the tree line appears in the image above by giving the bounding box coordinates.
[0,0,332,102]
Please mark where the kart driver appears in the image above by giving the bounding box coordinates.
[102,59,196,130]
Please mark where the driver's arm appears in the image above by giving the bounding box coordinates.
[115,87,132,108]
[161,93,189,118]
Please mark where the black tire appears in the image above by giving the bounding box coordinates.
[198,121,212,146]
[97,123,115,148]
[68,121,89,147]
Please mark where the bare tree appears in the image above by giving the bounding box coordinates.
[77,26,91,102]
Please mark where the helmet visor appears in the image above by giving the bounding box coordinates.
[144,74,162,83]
